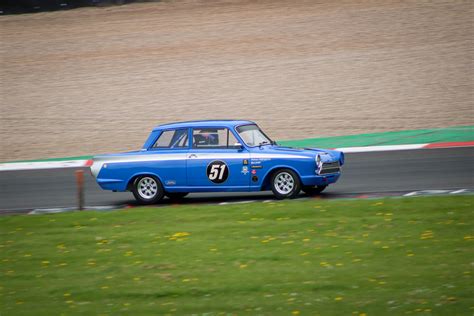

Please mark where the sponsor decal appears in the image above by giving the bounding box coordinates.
[243,159,249,165]
[251,165,263,169]
[250,158,271,164]
[251,169,257,175]
[252,175,259,182]
[206,160,229,184]
[241,166,249,175]
[165,180,176,185]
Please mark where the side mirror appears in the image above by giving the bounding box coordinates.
[234,142,244,149]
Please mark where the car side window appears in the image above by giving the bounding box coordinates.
[152,129,188,149]
[193,128,240,149]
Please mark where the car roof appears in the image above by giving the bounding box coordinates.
[153,120,255,131]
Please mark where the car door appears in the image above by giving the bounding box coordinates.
[187,127,250,190]
[148,128,189,187]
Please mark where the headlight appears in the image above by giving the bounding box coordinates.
[315,154,323,174]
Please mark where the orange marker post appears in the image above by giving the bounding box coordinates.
[75,170,84,211]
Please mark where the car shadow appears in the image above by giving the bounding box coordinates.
[122,191,344,208]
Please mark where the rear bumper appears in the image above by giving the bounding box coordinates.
[300,173,341,186]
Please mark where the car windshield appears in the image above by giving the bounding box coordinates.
[236,124,273,147]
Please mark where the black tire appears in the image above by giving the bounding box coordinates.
[165,192,189,200]
[270,169,301,199]
[131,175,164,205]
[302,185,327,196]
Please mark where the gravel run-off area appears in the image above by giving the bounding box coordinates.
[1,0,472,160]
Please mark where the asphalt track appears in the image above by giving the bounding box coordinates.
[0,148,473,214]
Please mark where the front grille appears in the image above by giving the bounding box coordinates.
[319,161,341,174]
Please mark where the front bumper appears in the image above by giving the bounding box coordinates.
[300,173,341,186]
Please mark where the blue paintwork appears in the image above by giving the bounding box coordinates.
[92,120,344,193]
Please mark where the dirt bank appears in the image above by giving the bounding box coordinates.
[1,0,472,160]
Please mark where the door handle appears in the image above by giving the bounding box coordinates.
[188,154,198,159]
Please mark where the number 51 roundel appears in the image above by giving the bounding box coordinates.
[206,161,229,184]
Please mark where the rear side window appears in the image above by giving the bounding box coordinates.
[152,129,188,149]
[192,128,240,149]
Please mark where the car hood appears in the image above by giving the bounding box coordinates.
[257,145,344,165]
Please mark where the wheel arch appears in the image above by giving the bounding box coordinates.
[260,165,303,191]
[126,172,164,191]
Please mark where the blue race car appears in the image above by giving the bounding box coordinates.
[91,120,344,204]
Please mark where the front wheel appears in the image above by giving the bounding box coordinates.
[271,169,301,199]
[302,185,327,196]
[132,175,164,204]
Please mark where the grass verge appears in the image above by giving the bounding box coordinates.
[0,196,473,315]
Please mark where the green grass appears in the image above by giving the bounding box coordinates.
[1,196,473,315]
[279,126,474,149]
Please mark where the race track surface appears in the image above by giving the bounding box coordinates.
[0,148,473,214]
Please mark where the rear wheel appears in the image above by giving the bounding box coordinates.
[271,169,301,199]
[302,185,327,196]
[165,192,189,200]
[132,175,164,204]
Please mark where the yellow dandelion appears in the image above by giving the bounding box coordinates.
[172,232,190,238]
[133,277,141,281]
[239,264,248,269]
[303,238,310,242]
[42,261,50,264]
[292,311,300,315]
[335,297,343,301]
[64,293,71,297]
[101,286,109,290]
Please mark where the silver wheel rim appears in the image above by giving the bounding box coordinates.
[137,177,158,200]
[274,172,295,195]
